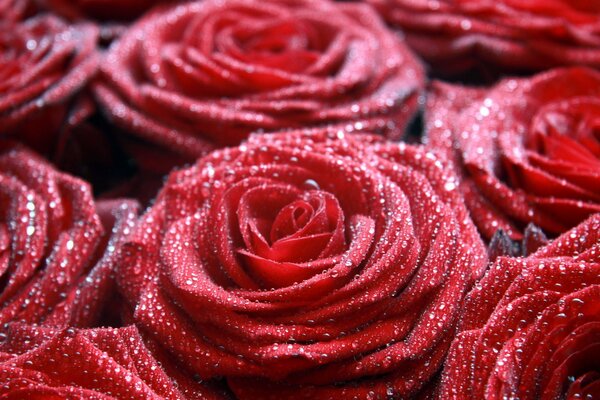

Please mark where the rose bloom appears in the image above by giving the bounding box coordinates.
[95,0,424,161]
[0,143,138,327]
[0,324,223,399]
[367,0,600,75]
[0,14,98,156]
[116,130,486,399]
[440,214,600,399]
[425,67,600,241]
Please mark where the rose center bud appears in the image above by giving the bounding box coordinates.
[228,18,330,74]
[237,188,346,289]
[270,200,315,242]
[503,99,600,199]
[531,103,600,158]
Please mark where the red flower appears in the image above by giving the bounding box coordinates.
[95,0,424,161]
[0,324,222,399]
[0,15,98,156]
[426,67,600,240]
[367,0,600,74]
[0,143,139,327]
[116,130,486,399]
[440,214,600,399]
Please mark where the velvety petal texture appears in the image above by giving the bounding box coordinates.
[0,14,99,155]
[368,0,600,74]
[441,214,600,399]
[116,129,486,399]
[426,67,600,240]
[0,324,221,399]
[95,0,424,161]
[0,143,139,327]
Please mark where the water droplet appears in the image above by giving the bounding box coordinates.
[303,179,320,190]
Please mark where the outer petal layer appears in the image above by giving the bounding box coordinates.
[0,15,98,156]
[368,0,600,75]
[441,214,600,399]
[0,324,222,399]
[0,143,139,327]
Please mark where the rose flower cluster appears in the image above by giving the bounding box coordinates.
[0,0,599,399]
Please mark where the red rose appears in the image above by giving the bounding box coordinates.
[367,0,600,74]
[95,0,424,161]
[0,15,98,156]
[0,323,222,399]
[0,143,139,327]
[36,0,177,21]
[116,130,486,399]
[426,67,600,240]
[440,214,600,399]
